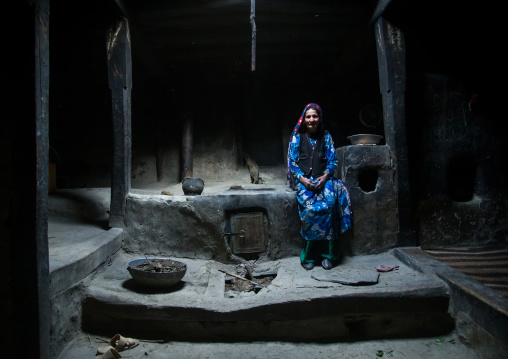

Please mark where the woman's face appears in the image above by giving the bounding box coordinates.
[304,109,320,134]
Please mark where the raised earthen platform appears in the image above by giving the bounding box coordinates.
[80,250,453,341]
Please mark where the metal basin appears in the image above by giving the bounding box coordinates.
[127,258,187,288]
[347,134,384,145]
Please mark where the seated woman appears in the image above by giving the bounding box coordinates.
[287,103,352,270]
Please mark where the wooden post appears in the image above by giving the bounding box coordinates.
[34,1,51,357]
[375,17,415,246]
[182,111,193,179]
[156,142,163,181]
[250,0,256,71]
[107,17,132,228]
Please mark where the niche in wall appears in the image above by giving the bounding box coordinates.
[446,154,476,202]
[358,167,379,193]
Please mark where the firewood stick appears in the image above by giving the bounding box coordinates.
[245,265,253,280]
[218,269,259,286]
[140,339,165,343]
[96,337,164,343]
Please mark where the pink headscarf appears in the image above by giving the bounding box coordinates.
[286,103,322,190]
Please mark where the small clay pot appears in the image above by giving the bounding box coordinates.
[182,177,204,195]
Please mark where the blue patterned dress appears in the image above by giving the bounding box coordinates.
[288,132,352,242]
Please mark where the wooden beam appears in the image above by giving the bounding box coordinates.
[182,112,193,179]
[33,1,52,357]
[107,17,132,228]
[375,16,415,246]
[251,0,256,71]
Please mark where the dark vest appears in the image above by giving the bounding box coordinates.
[297,132,327,177]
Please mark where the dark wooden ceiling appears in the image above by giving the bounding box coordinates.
[115,0,380,75]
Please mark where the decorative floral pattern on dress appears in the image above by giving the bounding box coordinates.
[286,103,352,240]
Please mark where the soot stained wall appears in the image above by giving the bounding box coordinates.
[392,2,507,247]
[47,1,506,247]
[49,4,383,188]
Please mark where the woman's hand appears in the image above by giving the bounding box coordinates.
[300,174,328,191]
[299,176,314,190]
[313,174,328,191]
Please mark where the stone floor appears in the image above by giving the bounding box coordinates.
[55,246,488,359]
[80,250,452,340]
[59,333,479,359]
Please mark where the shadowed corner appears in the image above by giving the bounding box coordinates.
[121,278,187,294]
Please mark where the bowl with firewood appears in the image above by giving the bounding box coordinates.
[127,257,187,288]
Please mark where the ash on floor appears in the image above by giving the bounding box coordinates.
[225,275,275,298]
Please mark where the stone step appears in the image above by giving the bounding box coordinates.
[81,250,454,341]
[49,217,123,297]
[395,247,508,350]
